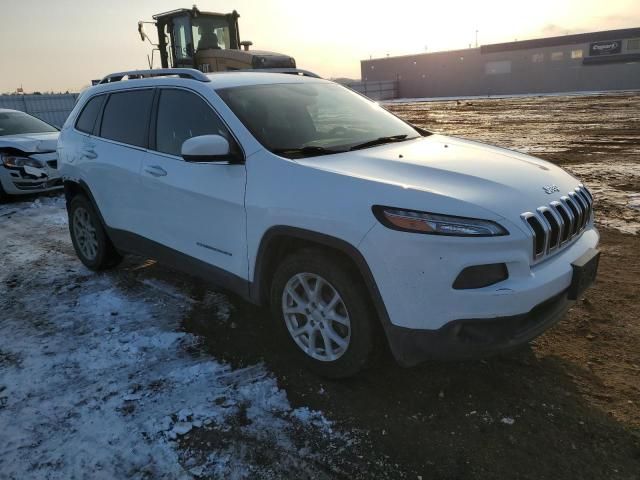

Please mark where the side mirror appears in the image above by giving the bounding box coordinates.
[137,22,148,42]
[181,135,236,163]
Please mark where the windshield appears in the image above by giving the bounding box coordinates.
[0,111,58,137]
[217,83,423,158]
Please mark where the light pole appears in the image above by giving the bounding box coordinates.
[475,30,479,48]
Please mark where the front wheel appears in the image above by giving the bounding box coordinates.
[270,249,375,378]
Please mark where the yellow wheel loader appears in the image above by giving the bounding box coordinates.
[138,5,297,73]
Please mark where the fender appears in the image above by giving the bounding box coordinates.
[63,179,110,231]
[251,225,394,334]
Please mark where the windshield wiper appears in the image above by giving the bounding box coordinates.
[348,134,416,151]
[272,146,346,158]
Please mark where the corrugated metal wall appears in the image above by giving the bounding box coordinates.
[362,33,640,99]
[0,94,79,127]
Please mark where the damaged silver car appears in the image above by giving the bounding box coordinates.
[0,108,62,200]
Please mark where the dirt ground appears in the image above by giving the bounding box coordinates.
[2,92,639,479]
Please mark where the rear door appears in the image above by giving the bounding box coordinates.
[88,88,154,233]
[138,87,248,282]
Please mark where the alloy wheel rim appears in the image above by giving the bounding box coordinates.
[73,207,98,261]
[282,273,351,362]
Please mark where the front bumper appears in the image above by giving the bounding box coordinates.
[359,221,599,330]
[385,289,571,366]
[0,155,62,196]
[358,219,600,366]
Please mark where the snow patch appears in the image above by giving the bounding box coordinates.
[501,417,516,425]
[628,193,640,211]
[0,197,342,479]
[564,162,640,235]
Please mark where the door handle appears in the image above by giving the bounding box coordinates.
[80,148,97,160]
[144,165,167,177]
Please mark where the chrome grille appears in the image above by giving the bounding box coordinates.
[521,184,594,261]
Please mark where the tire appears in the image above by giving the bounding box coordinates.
[270,248,375,378]
[68,195,122,270]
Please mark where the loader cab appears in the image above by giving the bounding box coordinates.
[153,7,241,69]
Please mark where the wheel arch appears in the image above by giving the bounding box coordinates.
[251,226,393,333]
[63,179,110,232]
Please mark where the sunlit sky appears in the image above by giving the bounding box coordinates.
[1,0,639,92]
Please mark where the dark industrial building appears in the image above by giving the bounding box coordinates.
[361,28,640,98]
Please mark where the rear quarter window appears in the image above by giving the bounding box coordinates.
[100,89,154,148]
[75,95,105,134]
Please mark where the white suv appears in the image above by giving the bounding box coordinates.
[58,68,600,378]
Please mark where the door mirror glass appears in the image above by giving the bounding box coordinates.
[181,135,231,162]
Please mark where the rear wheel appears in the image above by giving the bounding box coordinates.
[270,249,375,378]
[68,195,121,270]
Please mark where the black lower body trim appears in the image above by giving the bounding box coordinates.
[386,290,572,367]
[107,228,252,301]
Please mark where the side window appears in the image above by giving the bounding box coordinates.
[100,90,154,148]
[171,16,194,63]
[155,89,231,156]
[75,95,105,134]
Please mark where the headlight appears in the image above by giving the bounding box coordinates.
[1,154,44,169]
[373,206,508,236]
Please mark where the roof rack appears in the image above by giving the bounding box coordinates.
[96,67,321,86]
[98,68,211,85]
[242,68,321,78]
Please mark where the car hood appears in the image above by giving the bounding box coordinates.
[297,134,583,221]
[0,132,59,154]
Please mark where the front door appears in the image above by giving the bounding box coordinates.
[138,88,248,283]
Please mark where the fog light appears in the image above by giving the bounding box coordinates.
[452,263,508,290]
